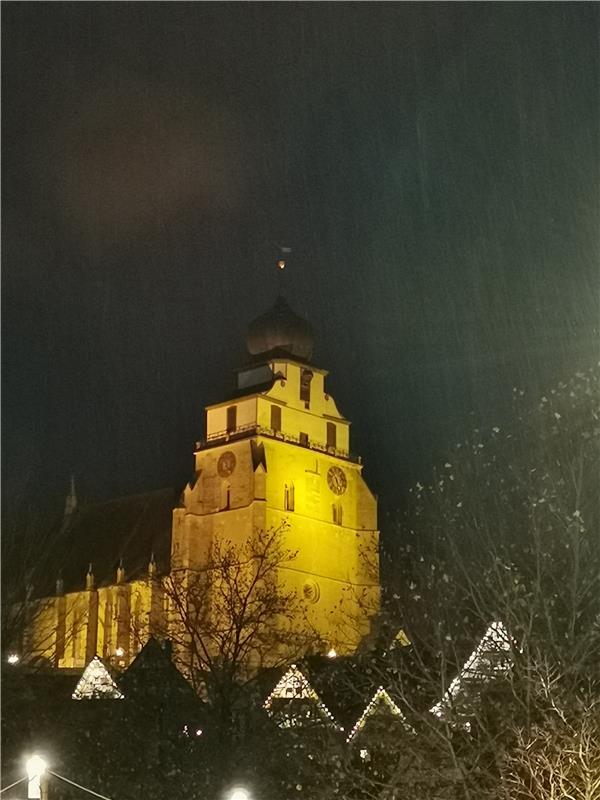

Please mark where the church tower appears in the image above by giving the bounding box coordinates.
[172,296,379,655]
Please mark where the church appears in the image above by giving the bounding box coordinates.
[22,296,380,671]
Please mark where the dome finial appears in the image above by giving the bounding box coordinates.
[276,245,292,272]
[276,245,291,293]
[246,294,314,362]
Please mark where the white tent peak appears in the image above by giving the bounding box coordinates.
[72,655,124,700]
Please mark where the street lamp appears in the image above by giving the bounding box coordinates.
[226,788,251,800]
[26,754,47,800]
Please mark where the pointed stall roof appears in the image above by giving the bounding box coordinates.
[346,686,414,744]
[72,656,124,700]
[119,637,196,701]
[263,664,343,730]
[429,620,515,723]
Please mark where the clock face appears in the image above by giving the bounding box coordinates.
[327,466,347,495]
[217,451,236,478]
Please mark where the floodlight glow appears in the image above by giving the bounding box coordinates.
[26,754,47,800]
[7,653,20,664]
[227,788,251,800]
[326,648,337,659]
[26,755,47,780]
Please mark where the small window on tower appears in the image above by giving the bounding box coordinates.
[326,422,337,450]
[300,369,313,405]
[332,503,343,525]
[271,405,282,433]
[299,432,309,447]
[226,406,237,433]
[284,482,295,511]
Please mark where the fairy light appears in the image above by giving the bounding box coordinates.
[429,620,514,721]
[263,664,343,731]
[72,655,124,700]
[346,686,412,744]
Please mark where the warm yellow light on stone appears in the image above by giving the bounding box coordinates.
[21,298,380,671]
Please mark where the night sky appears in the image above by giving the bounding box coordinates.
[3,3,598,526]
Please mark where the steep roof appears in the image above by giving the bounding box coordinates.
[119,637,197,703]
[38,487,177,596]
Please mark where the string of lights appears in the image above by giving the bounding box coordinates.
[429,620,514,720]
[346,686,412,744]
[72,656,124,700]
[263,664,343,731]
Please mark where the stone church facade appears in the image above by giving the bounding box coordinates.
[22,297,380,670]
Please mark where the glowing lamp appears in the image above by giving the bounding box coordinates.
[115,647,124,657]
[7,653,20,664]
[227,788,251,800]
[327,648,337,659]
[26,754,47,799]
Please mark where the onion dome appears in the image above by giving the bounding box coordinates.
[246,296,314,361]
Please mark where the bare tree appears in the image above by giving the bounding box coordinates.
[160,524,321,746]
[316,366,600,800]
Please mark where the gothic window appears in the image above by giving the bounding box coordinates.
[226,405,237,433]
[300,369,313,405]
[299,432,309,447]
[284,482,295,511]
[332,503,343,525]
[271,404,282,433]
[326,422,337,449]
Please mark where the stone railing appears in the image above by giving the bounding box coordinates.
[199,424,361,464]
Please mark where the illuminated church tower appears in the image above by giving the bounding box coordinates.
[18,295,379,670]
[172,296,380,655]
